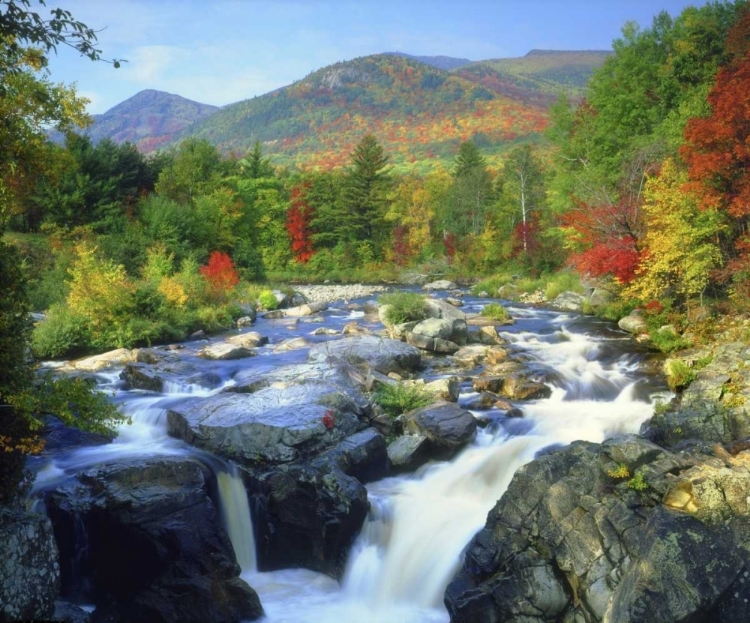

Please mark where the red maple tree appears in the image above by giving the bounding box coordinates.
[200,251,239,295]
[286,181,315,263]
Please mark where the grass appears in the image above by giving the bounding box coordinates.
[377,292,427,325]
[664,358,697,390]
[480,303,511,322]
[372,383,434,419]
[471,269,583,301]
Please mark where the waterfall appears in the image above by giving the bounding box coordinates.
[216,464,257,573]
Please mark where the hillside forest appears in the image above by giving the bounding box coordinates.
[1,3,749,368]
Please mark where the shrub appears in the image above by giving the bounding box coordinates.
[258,289,278,310]
[200,251,239,300]
[31,305,91,359]
[544,271,584,301]
[378,292,427,325]
[372,383,434,419]
[480,303,510,322]
[627,471,649,491]
[664,358,696,390]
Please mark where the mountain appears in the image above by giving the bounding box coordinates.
[453,49,611,107]
[174,53,549,170]
[385,52,473,70]
[85,90,218,152]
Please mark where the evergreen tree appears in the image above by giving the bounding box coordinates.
[453,140,486,178]
[238,141,274,179]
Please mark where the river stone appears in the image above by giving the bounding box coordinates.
[465,391,499,410]
[423,280,457,291]
[168,384,363,465]
[227,332,268,348]
[502,375,552,400]
[405,401,477,458]
[387,434,430,473]
[72,348,135,372]
[251,463,368,580]
[53,600,90,623]
[236,315,255,328]
[342,321,371,336]
[477,325,504,345]
[550,291,587,312]
[451,345,489,369]
[424,298,468,345]
[273,337,311,352]
[0,509,59,622]
[199,342,256,360]
[446,297,464,307]
[618,310,648,334]
[424,376,460,402]
[412,318,453,340]
[284,302,328,317]
[311,428,388,483]
[497,284,521,300]
[307,336,421,375]
[45,457,262,623]
[473,375,504,393]
[120,362,222,392]
[312,327,339,336]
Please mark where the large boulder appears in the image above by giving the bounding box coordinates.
[249,463,368,579]
[72,348,135,372]
[199,342,256,361]
[422,280,457,291]
[387,434,430,473]
[120,360,221,392]
[550,291,587,312]
[0,509,59,622]
[167,382,365,466]
[311,427,389,484]
[44,457,262,623]
[307,336,421,375]
[405,401,477,458]
[424,298,468,345]
[618,309,648,334]
[284,302,328,317]
[445,436,750,623]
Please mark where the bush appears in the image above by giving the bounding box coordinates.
[32,305,91,359]
[480,303,510,322]
[378,292,427,325]
[372,383,434,419]
[664,358,696,390]
[544,271,583,300]
[258,289,278,310]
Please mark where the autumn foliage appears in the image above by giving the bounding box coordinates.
[286,182,315,263]
[200,251,240,295]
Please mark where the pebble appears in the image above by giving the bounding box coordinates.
[293,284,388,305]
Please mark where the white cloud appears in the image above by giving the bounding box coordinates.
[121,45,190,84]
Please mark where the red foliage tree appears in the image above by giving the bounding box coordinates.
[200,251,239,295]
[286,181,315,263]
[392,225,409,267]
[443,232,456,263]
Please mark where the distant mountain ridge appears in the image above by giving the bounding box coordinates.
[85,90,218,152]
[80,49,611,168]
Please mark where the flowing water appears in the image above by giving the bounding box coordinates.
[30,295,667,623]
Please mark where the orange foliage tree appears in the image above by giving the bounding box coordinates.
[200,251,239,297]
[286,181,315,263]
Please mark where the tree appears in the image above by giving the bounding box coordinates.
[500,145,545,255]
[453,140,486,178]
[238,141,274,179]
[155,138,225,205]
[286,180,315,264]
[341,134,391,252]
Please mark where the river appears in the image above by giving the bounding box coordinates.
[29,291,667,622]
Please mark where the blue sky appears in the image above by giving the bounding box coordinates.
[44,0,702,114]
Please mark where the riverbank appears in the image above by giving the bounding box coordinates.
[293,284,389,304]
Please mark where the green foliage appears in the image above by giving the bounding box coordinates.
[627,471,649,491]
[480,303,510,322]
[31,304,90,359]
[378,292,427,325]
[258,289,278,310]
[664,358,697,390]
[607,463,630,479]
[372,382,434,419]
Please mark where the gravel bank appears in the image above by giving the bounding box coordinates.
[293,284,388,304]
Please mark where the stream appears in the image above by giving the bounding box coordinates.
[29,292,668,623]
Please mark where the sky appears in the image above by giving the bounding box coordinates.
[42,0,703,114]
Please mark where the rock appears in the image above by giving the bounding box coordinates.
[45,458,262,623]
[0,509,59,622]
[422,280,457,291]
[273,337,311,352]
[227,332,268,348]
[451,345,489,369]
[478,325,505,345]
[311,428,389,484]
[342,322,371,336]
[501,375,552,400]
[189,329,207,340]
[412,318,453,340]
[387,434,430,473]
[41,415,113,454]
[167,383,364,466]
[236,315,255,328]
[387,320,420,340]
[485,346,509,364]
[423,376,460,402]
[589,287,615,309]
[446,297,464,307]
[120,362,221,393]
[405,401,477,458]
[284,302,329,317]
[199,342,256,360]
[54,600,90,623]
[406,331,460,354]
[424,298,468,345]
[497,284,521,300]
[263,310,285,319]
[72,348,134,372]
[364,369,397,392]
[618,309,648,334]
[465,392,499,410]
[550,290,587,312]
[251,463,368,579]
[312,327,339,336]
[472,376,504,393]
[307,336,421,375]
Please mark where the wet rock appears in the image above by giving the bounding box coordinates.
[550,290,587,312]
[405,401,477,458]
[311,428,388,484]
[41,415,113,454]
[477,326,505,345]
[262,310,285,319]
[167,383,364,466]
[424,298,468,345]
[307,336,421,375]
[236,315,255,328]
[342,322,371,336]
[386,320,419,340]
[446,297,464,307]
[465,392,499,410]
[412,318,453,340]
[423,376,460,402]
[273,337,312,352]
[502,375,551,400]
[423,280,457,291]
[227,332,268,348]
[312,327,339,336]
[45,457,262,623]
[387,434,430,473]
[72,348,135,372]
[472,376,504,393]
[497,284,521,300]
[189,329,207,340]
[120,362,221,392]
[251,464,368,580]
[284,302,328,317]
[199,342,256,360]
[451,345,489,369]
[54,600,90,623]
[0,509,59,622]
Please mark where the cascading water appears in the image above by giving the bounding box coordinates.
[31,296,667,623]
